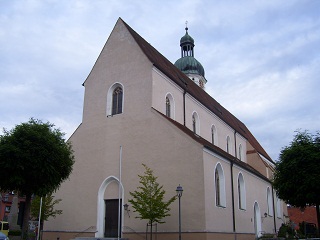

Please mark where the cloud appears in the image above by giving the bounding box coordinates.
[1,0,319,160]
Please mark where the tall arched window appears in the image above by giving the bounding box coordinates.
[106,83,124,116]
[166,96,171,118]
[226,136,231,153]
[192,112,199,134]
[267,187,273,216]
[211,125,216,145]
[276,197,281,218]
[238,173,246,210]
[239,144,242,161]
[165,93,175,119]
[215,169,220,206]
[215,163,226,207]
[112,87,123,115]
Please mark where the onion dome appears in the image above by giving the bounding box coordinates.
[174,56,205,77]
[174,25,207,88]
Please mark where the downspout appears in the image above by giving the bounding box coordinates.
[231,131,237,237]
[271,187,277,235]
[230,162,236,237]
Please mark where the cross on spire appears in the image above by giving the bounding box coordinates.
[185,20,188,32]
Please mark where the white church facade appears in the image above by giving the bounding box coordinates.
[43,18,287,240]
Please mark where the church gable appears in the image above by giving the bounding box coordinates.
[81,18,154,124]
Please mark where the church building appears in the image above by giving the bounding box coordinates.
[43,18,287,240]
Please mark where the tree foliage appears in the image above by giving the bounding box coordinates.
[273,130,320,232]
[0,118,74,238]
[129,164,176,225]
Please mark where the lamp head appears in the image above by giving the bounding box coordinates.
[176,184,183,197]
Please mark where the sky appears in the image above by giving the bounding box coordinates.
[1,0,319,161]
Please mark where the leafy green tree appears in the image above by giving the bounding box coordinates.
[273,130,320,234]
[129,164,176,240]
[0,118,74,239]
[31,193,63,232]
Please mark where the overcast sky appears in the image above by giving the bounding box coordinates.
[1,0,319,161]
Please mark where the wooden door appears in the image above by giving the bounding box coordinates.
[104,199,121,238]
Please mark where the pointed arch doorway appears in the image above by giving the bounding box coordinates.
[95,176,124,238]
[253,202,262,239]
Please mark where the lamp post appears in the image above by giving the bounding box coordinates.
[176,184,183,240]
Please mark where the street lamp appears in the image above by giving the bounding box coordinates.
[176,184,183,240]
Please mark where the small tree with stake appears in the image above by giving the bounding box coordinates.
[129,164,176,240]
[30,192,63,236]
[0,118,74,239]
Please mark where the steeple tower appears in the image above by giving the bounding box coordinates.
[174,22,207,89]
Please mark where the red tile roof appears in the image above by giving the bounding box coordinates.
[120,18,272,162]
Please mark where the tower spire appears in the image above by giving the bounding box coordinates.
[174,22,207,89]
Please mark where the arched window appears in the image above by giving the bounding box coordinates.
[239,144,242,161]
[215,169,220,206]
[215,163,226,207]
[267,187,273,216]
[112,87,123,115]
[276,197,281,218]
[192,112,199,134]
[165,93,174,119]
[106,83,124,116]
[192,115,196,133]
[226,136,231,153]
[166,96,171,117]
[211,125,216,145]
[238,173,246,210]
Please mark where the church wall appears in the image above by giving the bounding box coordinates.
[42,18,288,240]
[151,67,184,123]
[151,68,248,164]
[232,164,275,234]
[203,150,234,232]
[184,93,236,156]
[44,18,157,233]
[44,19,209,239]
[203,148,280,236]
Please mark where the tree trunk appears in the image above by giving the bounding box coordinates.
[21,194,32,240]
[316,203,320,237]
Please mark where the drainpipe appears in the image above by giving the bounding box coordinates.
[230,162,236,239]
[231,130,237,237]
[271,187,277,235]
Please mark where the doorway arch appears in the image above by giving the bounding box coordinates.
[95,176,124,238]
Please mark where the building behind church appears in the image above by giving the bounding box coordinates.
[43,18,288,240]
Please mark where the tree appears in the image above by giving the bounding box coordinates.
[273,130,320,234]
[129,164,176,240]
[30,193,63,232]
[0,118,74,239]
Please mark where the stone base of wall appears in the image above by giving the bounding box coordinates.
[42,231,256,240]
